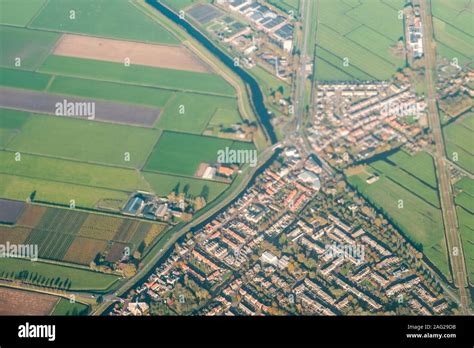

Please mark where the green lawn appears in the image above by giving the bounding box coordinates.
[315,0,405,81]
[0,150,151,192]
[143,172,229,201]
[30,0,179,45]
[387,151,438,188]
[0,0,46,26]
[444,115,474,174]
[48,76,174,109]
[39,55,235,96]
[347,165,449,278]
[0,258,120,292]
[0,108,30,147]
[144,131,254,176]
[0,173,130,208]
[208,108,242,126]
[0,67,52,90]
[0,26,60,70]
[156,93,239,133]
[7,114,160,168]
[51,298,89,315]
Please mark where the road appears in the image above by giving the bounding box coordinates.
[419,0,470,314]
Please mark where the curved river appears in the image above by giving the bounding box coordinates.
[145,0,278,144]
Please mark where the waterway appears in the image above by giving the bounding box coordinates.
[145,0,278,144]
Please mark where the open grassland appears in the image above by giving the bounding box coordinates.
[208,108,242,126]
[347,157,449,278]
[48,76,174,109]
[0,258,119,292]
[444,114,474,174]
[315,0,404,81]
[39,55,235,96]
[0,26,60,70]
[7,115,160,168]
[370,160,440,208]
[268,0,299,12]
[51,298,89,315]
[454,177,474,282]
[145,131,255,176]
[0,0,46,26]
[0,287,58,315]
[387,151,438,188]
[0,108,30,147]
[0,68,52,90]
[432,0,474,65]
[156,93,239,133]
[160,0,210,12]
[0,173,130,209]
[30,0,179,45]
[0,151,151,193]
[144,172,229,201]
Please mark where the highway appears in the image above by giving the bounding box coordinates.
[419,0,470,314]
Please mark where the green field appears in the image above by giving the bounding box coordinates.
[0,258,119,292]
[315,0,405,81]
[145,131,255,176]
[156,93,239,133]
[29,0,179,45]
[0,67,52,90]
[0,26,60,70]
[0,173,130,208]
[444,113,474,174]
[268,0,299,13]
[387,151,438,188]
[0,150,151,193]
[0,0,46,26]
[48,76,174,109]
[7,114,160,168]
[0,109,30,147]
[454,177,474,282]
[347,151,449,278]
[161,0,210,11]
[208,108,242,126]
[432,0,474,65]
[144,172,229,201]
[39,55,235,97]
[51,298,89,315]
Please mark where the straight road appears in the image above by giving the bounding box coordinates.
[419,0,470,314]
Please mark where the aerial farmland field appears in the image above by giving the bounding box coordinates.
[144,131,255,176]
[7,115,160,167]
[30,0,180,44]
[347,151,449,279]
[314,0,405,81]
[0,0,46,26]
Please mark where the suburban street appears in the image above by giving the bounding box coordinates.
[419,0,470,314]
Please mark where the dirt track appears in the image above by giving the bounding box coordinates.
[53,34,211,73]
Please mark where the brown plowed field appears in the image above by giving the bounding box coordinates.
[53,34,210,73]
[0,287,58,315]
